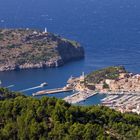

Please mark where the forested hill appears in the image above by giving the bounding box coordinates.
[0,88,140,140]
[0,29,84,71]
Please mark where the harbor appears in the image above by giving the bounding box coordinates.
[30,72,140,115]
[32,73,85,97]
[64,90,98,104]
[2,70,140,114]
[101,92,140,114]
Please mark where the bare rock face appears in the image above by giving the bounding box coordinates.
[0,29,84,71]
[56,40,84,63]
[0,64,18,71]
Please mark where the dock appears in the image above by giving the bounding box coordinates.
[32,87,73,96]
[64,90,98,104]
[101,92,140,114]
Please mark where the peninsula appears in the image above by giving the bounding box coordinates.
[0,29,84,71]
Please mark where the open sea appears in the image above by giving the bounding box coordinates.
[0,0,140,105]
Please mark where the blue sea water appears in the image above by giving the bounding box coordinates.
[0,0,140,105]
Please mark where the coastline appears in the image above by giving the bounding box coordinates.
[0,29,84,72]
[62,67,140,114]
[0,56,84,72]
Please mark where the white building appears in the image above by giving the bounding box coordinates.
[132,105,140,115]
[80,72,85,81]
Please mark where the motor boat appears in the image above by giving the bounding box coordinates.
[40,82,48,87]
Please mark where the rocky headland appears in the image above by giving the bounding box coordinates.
[0,29,84,71]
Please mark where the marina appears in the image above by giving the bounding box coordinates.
[64,90,98,104]
[101,92,140,114]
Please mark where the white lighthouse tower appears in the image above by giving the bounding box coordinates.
[43,27,48,34]
[44,27,47,33]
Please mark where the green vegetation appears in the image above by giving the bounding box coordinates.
[0,29,60,65]
[0,88,23,100]
[103,82,109,89]
[0,29,84,70]
[85,66,127,85]
[7,44,16,49]
[0,33,4,40]
[0,88,140,140]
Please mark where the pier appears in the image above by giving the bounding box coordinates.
[101,92,140,114]
[32,87,73,96]
[64,90,98,104]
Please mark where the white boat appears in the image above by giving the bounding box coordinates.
[40,82,48,87]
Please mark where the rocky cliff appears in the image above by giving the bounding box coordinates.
[0,29,84,71]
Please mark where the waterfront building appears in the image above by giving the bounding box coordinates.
[132,105,140,115]
[80,72,85,81]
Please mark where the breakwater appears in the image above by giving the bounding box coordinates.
[32,87,73,96]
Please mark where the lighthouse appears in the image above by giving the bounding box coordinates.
[44,27,47,33]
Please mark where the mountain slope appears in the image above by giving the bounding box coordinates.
[0,88,140,140]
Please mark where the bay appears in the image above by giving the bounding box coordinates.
[0,0,140,105]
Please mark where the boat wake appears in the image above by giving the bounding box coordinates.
[20,85,42,92]
[6,85,15,88]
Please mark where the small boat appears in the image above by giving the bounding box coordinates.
[40,82,48,87]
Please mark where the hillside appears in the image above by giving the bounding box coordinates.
[84,66,127,91]
[85,66,127,85]
[83,66,140,92]
[0,29,84,71]
[0,88,140,140]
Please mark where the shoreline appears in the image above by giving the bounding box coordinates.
[63,89,140,114]
[0,29,84,72]
[0,57,84,72]
[63,89,138,105]
[63,70,140,114]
